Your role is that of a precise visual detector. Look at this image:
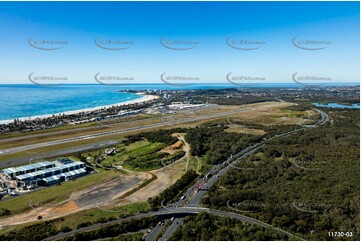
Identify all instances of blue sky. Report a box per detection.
[0,1,359,84]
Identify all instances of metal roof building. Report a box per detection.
[41,168,87,186]
[2,161,55,179]
[42,175,62,186]
[62,168,87,179]
[15,162,85,182]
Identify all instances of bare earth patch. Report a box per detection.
[118,167,181,205]
[160,140,184,155]
[225,126,266,135]
[0,173,148,229]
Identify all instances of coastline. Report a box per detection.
[0,94,160,125]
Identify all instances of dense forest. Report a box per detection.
[64,216,157,241]
[184,125,262,164]
[0,220,58,241]
[170,212,288,241]
[201,109,359,240]
[126,129,184,145]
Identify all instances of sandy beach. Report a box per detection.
[0,94,160,125]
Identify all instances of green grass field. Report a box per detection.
[84,139,191,172]
[119,142,166,163]
[54,201,150,230]
[85,140,166,168]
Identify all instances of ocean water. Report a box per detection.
[0,83,359,121]
[312,102,360,109]
[0,85,143,121]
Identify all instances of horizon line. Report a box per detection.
[0,82,359,85]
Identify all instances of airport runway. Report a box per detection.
[0,140,122,169]
[0,103,285,156]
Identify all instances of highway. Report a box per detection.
[160,217,181,241]
[44,210,198,241]
[145,223,163,241]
